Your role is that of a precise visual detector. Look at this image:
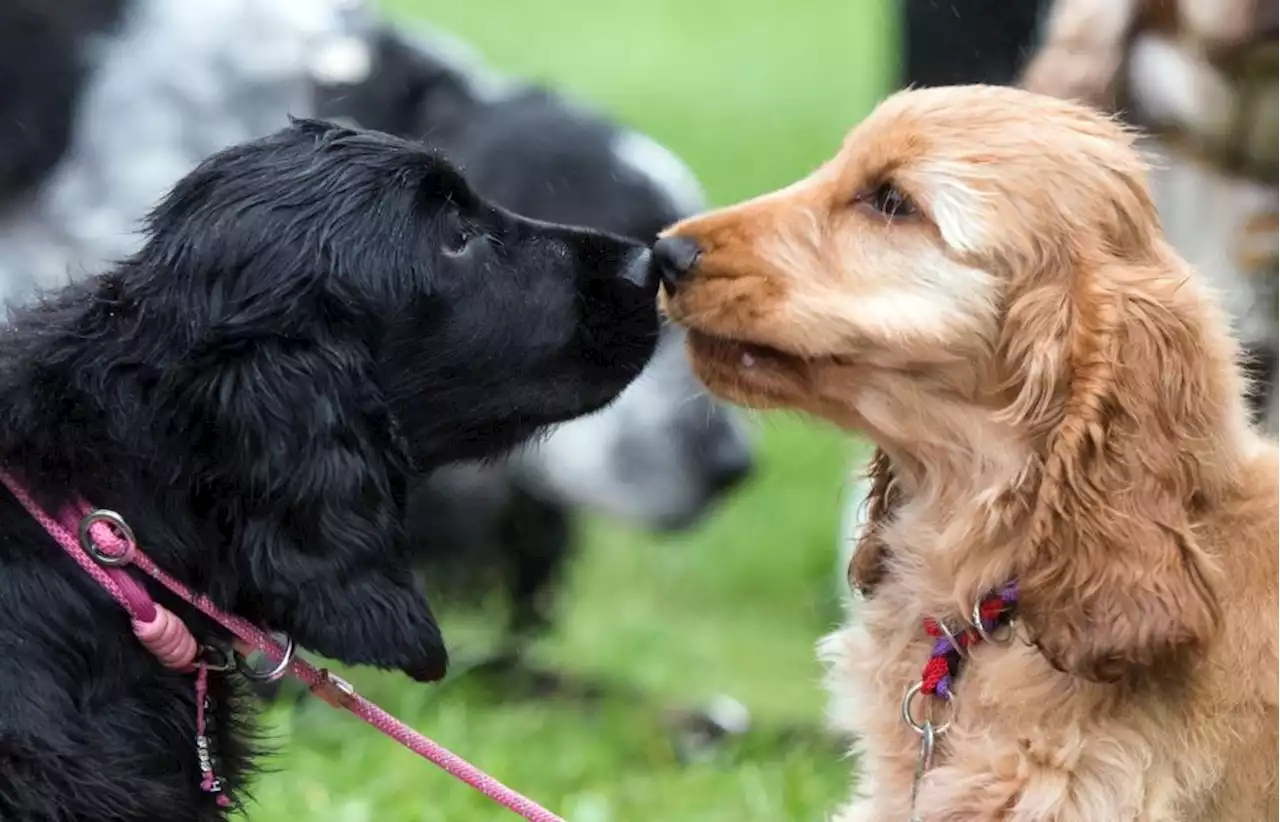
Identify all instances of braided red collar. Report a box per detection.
[919,581,1019,701]
[901,581,1018,820]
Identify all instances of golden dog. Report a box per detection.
[658,85,1278,821]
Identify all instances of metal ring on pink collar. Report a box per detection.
[900,681,954,736]
[78,509,136,567]
[235,633,296,682]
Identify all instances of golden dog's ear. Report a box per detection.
[847,449,900,596]
[1006,261,1225,684]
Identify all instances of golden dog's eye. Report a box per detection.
[855,183,916,220]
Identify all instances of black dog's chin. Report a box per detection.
[403,658,448,683]
[573,260,662,400]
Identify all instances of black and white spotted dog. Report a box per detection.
[0,0,378,303]
[0,0,752,665]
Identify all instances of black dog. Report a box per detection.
[0,119,659,821]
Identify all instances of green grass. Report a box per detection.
[248,2,894,819]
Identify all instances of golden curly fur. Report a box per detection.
[661,85,1279,820]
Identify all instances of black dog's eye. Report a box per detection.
[442,211,475,256]
[855,183,917,220]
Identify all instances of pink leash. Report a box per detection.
[0,468,565,822]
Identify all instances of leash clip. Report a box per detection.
[907,718,936,822]
[312,669,357,709]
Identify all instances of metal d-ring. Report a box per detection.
[78,509,136,567]
[900,681,955,736]
[235,633,296,682]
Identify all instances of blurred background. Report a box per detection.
[264,2,887,818]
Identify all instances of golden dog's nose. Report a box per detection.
[652,235,702,295]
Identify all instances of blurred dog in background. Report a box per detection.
[1022,0,1278,433]
[0,0,378,304]
[0,0,752,690]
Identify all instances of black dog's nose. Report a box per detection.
[652,236,703,293]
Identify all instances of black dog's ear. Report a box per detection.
[162,335,447,682]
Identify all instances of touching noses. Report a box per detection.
[651,235,702,294]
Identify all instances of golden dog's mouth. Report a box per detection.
[683,329,828,408]
[686,329,809,371]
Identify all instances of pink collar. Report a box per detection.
[0,467,564,822]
